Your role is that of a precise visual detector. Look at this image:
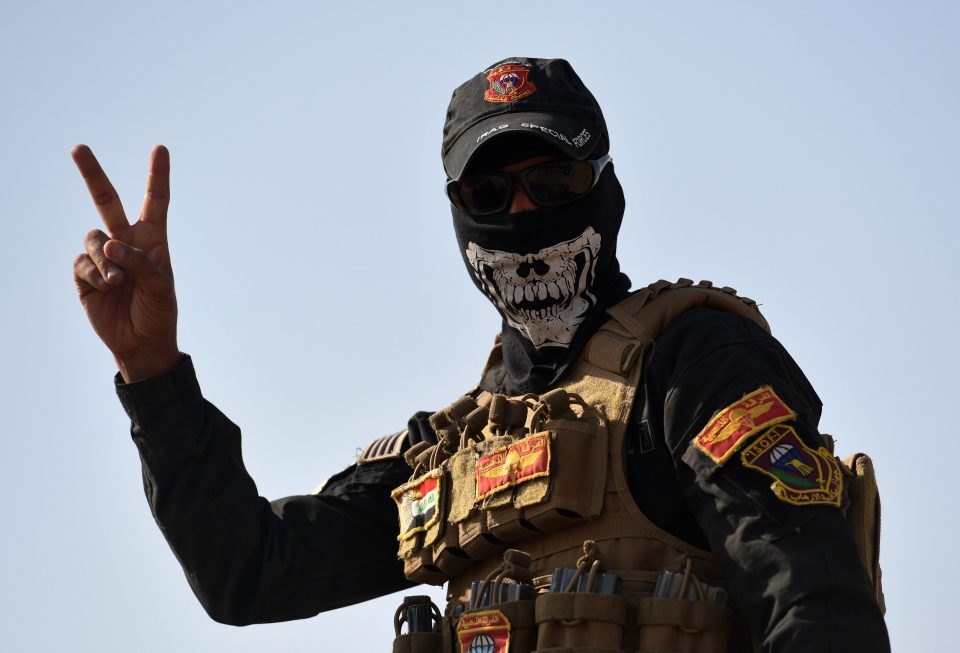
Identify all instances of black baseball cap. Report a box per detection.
[441,57,609,181]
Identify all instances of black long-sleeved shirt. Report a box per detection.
[116,306,889,651]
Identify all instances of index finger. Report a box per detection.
[71,145,130,234]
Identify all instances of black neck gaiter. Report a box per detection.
[452,167,631,394]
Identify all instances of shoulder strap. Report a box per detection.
[584,279,769,376]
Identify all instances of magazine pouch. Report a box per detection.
[392,595,443,653]
[634,561,731,653]
[534,541,627,653]
[457,549,538,653]
[522,389,608,532]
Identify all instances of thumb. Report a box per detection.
[103,240,170,291]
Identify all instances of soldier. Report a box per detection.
[72,57,889,652]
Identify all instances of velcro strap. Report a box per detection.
[358,430,408,464]
[635,598,730,633]
[584,331,644,375]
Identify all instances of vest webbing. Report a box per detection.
[444,279,768,651]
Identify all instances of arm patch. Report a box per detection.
[693,385,796,464]
[740,424,843,507]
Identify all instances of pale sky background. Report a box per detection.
[1,1,957,651]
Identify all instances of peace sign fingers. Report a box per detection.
[71,144,130,235]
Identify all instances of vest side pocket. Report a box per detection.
[535,591,627,652]
[458,513,506,559]
[403,546,447,586]
[432,525,473,577]
[523,417,608,532]
[634,597,731,653]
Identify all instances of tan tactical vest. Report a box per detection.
[388,279,881,653]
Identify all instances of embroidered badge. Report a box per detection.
[741,424,843,507]
[484,63,537,103]
[694,386,796,464]
[392,468,443,541]
[457,609,511,653]
[476,432,551,501]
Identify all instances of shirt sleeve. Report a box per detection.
[648,309,890,653]
[115,355,415,625]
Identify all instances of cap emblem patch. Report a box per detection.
[484,64,537,103]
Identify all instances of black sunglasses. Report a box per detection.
[446,154,612,216]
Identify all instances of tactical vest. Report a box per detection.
[389,279,768,653]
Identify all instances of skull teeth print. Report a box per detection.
[465,227,603,348]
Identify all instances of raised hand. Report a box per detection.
[72,145,180,382]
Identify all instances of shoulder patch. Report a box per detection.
[741,424,843,507]
[694,386,795,464]
[357,430,408,464]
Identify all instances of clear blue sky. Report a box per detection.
[1,1,957,650]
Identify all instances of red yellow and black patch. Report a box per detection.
[740,424,843,507]
[484,63,537,103]
[694,386,796,464]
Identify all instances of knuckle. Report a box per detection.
[73,255,98,282]
[92,190,117,207]
[83,229,106,247]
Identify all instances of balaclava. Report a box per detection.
[442,58,631,394]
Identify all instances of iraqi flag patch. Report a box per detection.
[694,386,796,465]
[392,469,443,541]
[475,432,551,502]
[741,424,843,507]
[457,609,511,653]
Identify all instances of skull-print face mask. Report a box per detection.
[464,226,602,348]
[451,163,631,393]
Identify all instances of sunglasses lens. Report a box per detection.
[453,174,511,215]
[525,161,595,205]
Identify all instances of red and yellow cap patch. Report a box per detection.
[457,609,511,653]
[741,424,843,507]
[484,64,537,103]
[694,386,796,464]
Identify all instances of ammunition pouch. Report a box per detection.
[392,596,443,653]
[633,598,731,653]
[397,390,609,586]
[535,592,628,652]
